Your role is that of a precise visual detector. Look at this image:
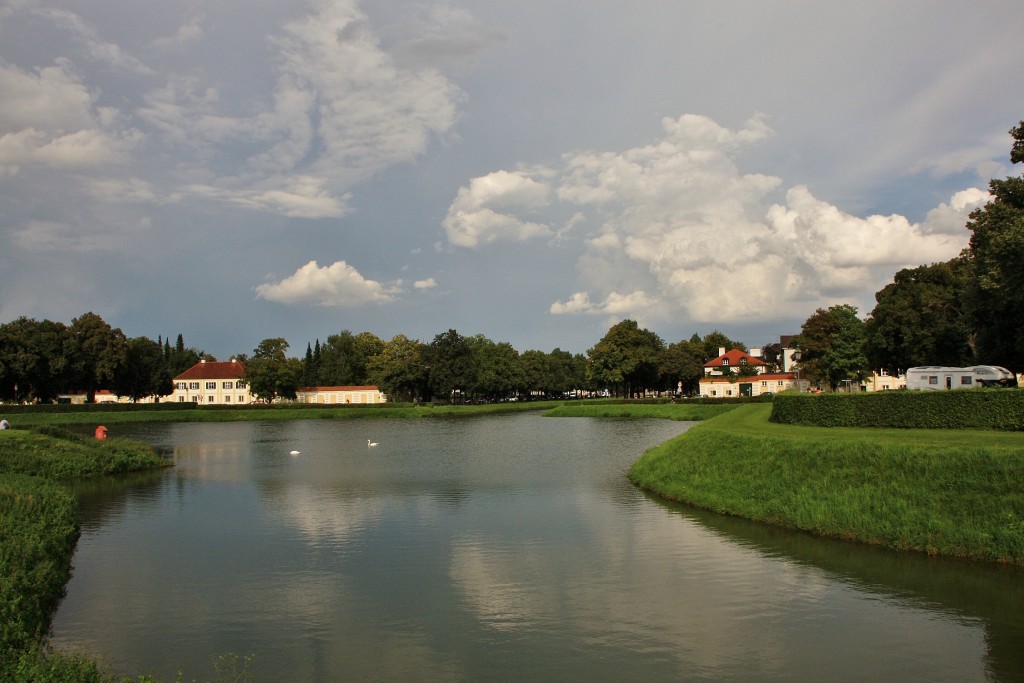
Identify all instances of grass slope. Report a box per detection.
[0,429,169,681]
[629,404,1024,565]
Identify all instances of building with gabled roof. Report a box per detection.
[295,386,387,404]
[170,358,251,405]
[703,348,768,376]
[698,373,806,398]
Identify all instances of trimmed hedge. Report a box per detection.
[770,389,1024,430]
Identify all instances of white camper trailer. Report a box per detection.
[905,365,1015,391]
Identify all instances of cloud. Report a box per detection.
[255,260,398,307]
[451,114,982,325]
[443,170,552,247]
[151,14,205,52]
[0,59,141,175]
[550,290,656,316]
[133,0,464,219]
[33,8,154,74]
[414,278,437,289]
[384,4,506,74]
[187,177,350,219]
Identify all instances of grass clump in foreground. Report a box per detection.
[0,428,170,682]
[629,404,1024,565]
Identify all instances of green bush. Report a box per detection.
[770,390,1024,430]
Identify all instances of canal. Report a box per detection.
[51,414,1024,681]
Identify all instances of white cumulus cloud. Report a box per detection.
[255,260,398,307]
[450,114,982,325]
[443,170,552,247]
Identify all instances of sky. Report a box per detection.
[1,0,1022,360]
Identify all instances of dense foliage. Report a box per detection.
[770,390,1024,430]
[792,304,868,390]
[864,259,975,372]
[964,121,1024,369]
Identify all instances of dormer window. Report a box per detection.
[722,358,729,366]
[740,358,748,366]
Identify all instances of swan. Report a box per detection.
[367,439,379,447]
[289,450,300,456]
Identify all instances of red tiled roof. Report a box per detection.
[297,386,380,392]
[174,360,245,381]
[704,349,767,368]
[700,373,795,384]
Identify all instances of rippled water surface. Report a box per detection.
[51,415,1024,681]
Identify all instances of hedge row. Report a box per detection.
[770,389,1024,430]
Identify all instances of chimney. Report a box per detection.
[718,347,726,357]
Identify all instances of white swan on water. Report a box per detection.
[367,439,379,447]
[289,450,300,456]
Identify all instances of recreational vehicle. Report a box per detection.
[905,365,1015,391]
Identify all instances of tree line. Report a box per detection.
[2,121,1021,402]
[795,121,1024,390]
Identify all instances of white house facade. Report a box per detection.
[170,359,251,405]
[295,386,387,404]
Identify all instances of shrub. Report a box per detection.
[770,390,1024,430]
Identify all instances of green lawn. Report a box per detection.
[629,404,1024,565]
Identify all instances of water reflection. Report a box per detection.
[651,494,1024,681]
[51,416,1023,682]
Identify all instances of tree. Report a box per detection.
[115,336,173,402]
[242,338,302,402]
[658,338,705,396]
[366,334,430,402]
[587,320,664,397]
[795,305,868,391]
[467,336,523,401]
[0,317,75,403]
[165,333,203,377]
[317,331,384,386]
[547,349,587,397]
[865,258,974,372]
[70,312,128,403]
[964,121,1024,369]
[700,330,746,362]
[760,342,784,374]
[426,329,476,403]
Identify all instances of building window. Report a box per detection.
[722,359,730,366]
[206,382,216,390]
[961,376,973,385]
[189,382,200,390]
[224,395,231,403]
[178,396,185,402]
[928,376,938,385]
[740,358,748,366]
[222,381,233,389]
[207,396,214,403]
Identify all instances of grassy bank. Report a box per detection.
[629,404,1024,565]
[543,402,739,421]
[0,429,169,681]
[4,399,583,428]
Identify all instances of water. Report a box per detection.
[51,414,1024,681]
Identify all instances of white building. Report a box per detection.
[169,359,251,405]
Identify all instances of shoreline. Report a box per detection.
[628,404,1024,567]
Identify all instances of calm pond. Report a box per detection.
[51,414,1024,682]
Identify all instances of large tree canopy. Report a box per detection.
[243,338,302,402]
[965,121,1024,369]
[795,304,868,391]
[865,258,975,372]
[587,320,664,397]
